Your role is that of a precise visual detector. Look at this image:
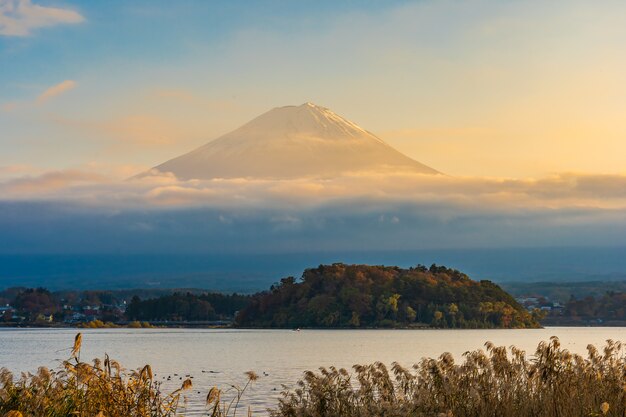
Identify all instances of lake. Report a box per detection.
[1,327,624,415]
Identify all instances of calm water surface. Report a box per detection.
[1,327,624,415]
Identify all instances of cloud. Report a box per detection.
[37,80,77,104]
[1,80,77,111]
[2,169,106,195]
[2,170,626,254]
[82,162,153,180]
[3,168,626,213]
[0,0,84,37]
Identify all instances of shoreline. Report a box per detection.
[2,323,624,330]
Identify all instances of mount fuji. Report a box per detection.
[148,103,438,180]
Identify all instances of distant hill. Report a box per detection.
[502,281,626,303]
[143,102,438,180]
[236,263,540,329]
[2,248,626,292]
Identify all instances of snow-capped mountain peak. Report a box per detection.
[148,103,438,180]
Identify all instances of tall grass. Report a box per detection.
[2,335,626,416]
[271,337,625,417]
[0,333,186,416]
[0,333,255,417]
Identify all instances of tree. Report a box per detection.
[405,306,417,323]
[448,303,459,315]
[126,296,142,320]
[388,294,401,316]
[349,311,361,327]
[433,310,444,326]
[13,288,60,321]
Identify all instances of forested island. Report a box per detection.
[236,263,540,328]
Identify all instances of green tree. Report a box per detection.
[349,311,361,327]
[388,294,401,316]
[405,306,417,322]
[432,310,444,326]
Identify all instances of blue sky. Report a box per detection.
[4,0,626,177]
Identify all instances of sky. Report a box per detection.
[2,0,626,178]
[1,0,626,262]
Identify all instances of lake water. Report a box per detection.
[1,327,624,415]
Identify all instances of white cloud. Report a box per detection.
[2,169,106,195]
[37,80,77,103]
[2,170,626,251]
[1,79,77,112]
[3,169,626,215]
[0,0,84,37]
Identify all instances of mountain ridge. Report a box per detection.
[146,103,439,180]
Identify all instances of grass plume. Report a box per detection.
[271,337,626,417]
[3,335,626,416]
[0,333,254,417]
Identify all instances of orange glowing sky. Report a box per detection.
[2,0,626,180]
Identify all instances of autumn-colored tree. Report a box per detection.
[236,263,537,329]
[13,288,60,321]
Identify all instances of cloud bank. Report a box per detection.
[3,169,626,210]
[1,170,625,254]
[0,0,83,36]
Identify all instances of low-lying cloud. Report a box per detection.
[2,169,107,195]
[2,170,626,210]
[1,170,626,253]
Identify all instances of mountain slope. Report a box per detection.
[150,103,438,180]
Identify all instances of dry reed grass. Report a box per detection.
[271,337,626,417]
[3,335,625,416]
[0,333,254,417]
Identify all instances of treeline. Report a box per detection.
[0,287,249,324]
[0,287,132,324]
[3,288,65,322]
[560,291,626,323]
[236,263,540,328]
[0,287,213,311]
[126,292,250,321]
